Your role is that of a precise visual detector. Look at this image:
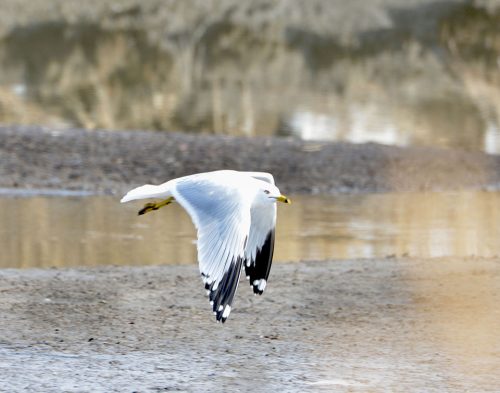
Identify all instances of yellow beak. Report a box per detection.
[276,195,291,204]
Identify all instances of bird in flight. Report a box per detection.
[121,170,290,322]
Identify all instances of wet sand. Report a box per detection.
[1,258,499,391]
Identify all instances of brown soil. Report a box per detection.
[2,125,500,196]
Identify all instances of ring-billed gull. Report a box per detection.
[120,170,290,322]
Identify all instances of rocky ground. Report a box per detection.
[2,125,500,196]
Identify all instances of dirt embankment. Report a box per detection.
[1,125,500,195]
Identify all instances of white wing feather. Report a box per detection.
[246,203,276,262]
[244,172,275,185]
[172,172,252,322]
[244,202,276,294]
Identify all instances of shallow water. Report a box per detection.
[1,190,499,268]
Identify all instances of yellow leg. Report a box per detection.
[138,197,175,215]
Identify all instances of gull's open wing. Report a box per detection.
[244,172,275,185]
[172,175,251,322]
[244,200,276,294]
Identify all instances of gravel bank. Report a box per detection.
[2,125,500,195]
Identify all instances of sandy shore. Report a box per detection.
[1,258,499,391]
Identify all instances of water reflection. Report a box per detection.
[1,191,499,268]
[0,10,500,151]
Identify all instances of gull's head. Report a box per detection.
[258,183,291,205]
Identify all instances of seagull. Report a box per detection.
[120,170,291,322]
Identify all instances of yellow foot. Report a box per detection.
[138,197,174,215]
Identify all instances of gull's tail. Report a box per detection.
[120,182,172,203]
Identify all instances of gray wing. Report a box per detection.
[244,201,276,294]
[244,172,275,185]
[172,177,251,322]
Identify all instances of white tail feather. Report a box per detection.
[120,183,172,203]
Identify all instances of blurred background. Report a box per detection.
[1,0,500,151]
[2,0,500,267]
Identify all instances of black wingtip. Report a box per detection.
[245,230,275,295]
[213,306,229,323]
[249,281,264,295]
[249,283,265,295]
[204,257,242,323]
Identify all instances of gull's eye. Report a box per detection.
[263,190,270,194]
